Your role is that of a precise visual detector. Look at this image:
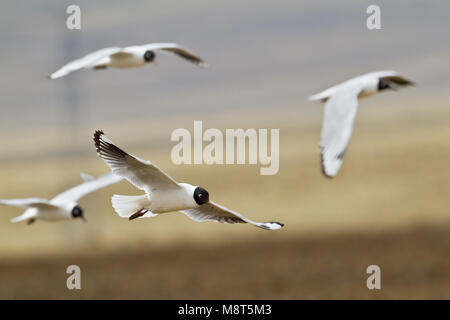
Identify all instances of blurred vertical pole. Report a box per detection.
[59,16,83,249]
[57,4,102,251]
[63,34,81,138]
[62,31,82,136]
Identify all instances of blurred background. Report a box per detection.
[0,0,450,299]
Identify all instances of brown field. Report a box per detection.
[1,226,450,299]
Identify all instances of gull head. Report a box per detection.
[193,186,209,205]
[143,50,155,63]
[71,205,86,222]
[378,78,396,91]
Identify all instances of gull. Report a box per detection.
[0,172,122,224]
[93,130,284,231]
[309,70,414,178]
[49,42,207,79]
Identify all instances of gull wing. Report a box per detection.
[94,130,181,193]
[52,172,123,202]
[49,47,122,79]
[181,201,284,231]
[0,198,57,210]
[320,84,363,177]
[140,43,207,67]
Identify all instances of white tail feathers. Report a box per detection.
[111,194,155,218]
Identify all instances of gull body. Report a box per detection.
[49,43,207,79]
[94,130,284,230]
[309,70,414,178]
[14,200,77,223]
[95,51,147,69]
[115,183,198,215]
[0,172,122,224]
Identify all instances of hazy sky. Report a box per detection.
[0,0,449,157]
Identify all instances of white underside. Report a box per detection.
[111,184,198,219]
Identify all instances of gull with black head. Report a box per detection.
[93,130,284,231]
[309,70,414,178]
[0,172,122,224]
[49,42,207,79]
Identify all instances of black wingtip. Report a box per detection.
[93,130,104,151]
[93,130,106,156]
[320,151,338,179]
[129,209,149,220]
[400,79,416,88]
[266,222,284,227]
[93,130,128,162]
[94,129,104,138]
[260,221,285,230]
[320,153,332,179]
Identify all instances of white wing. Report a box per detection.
[94,130,181,193]
[49,47,122,79]
[181,201,284,231]
[320,84,363,178]
[52,172,123,202]
[139,43,207,67]
[309,71,401,102]
[0,198,57,210]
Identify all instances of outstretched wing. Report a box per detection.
[181,201,284,231]
[320,84,362,178]
[52,172,123,202]
[94,130,181,193]
[0,198,57,210]
[48,47,122,79]
[140,43,207,67]
[380,75,415,88]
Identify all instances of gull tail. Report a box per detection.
[111,195,156,220]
